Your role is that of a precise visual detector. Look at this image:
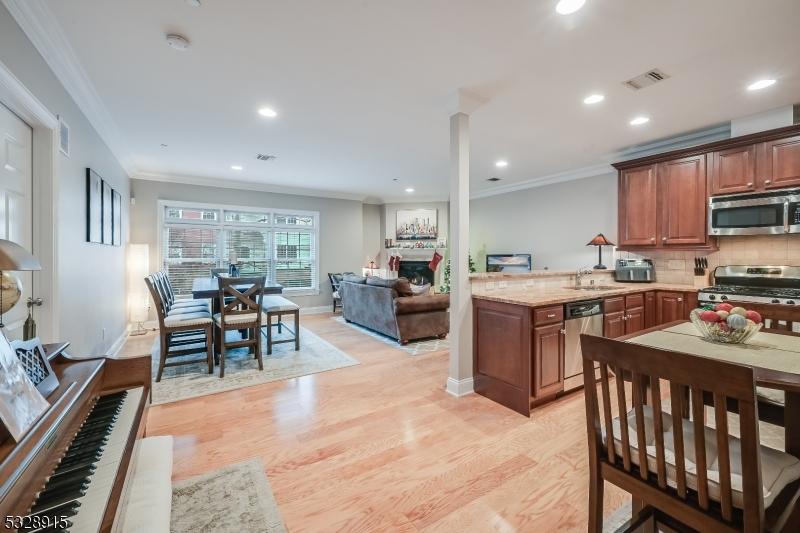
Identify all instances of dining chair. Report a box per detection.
[210,267,228,278]
[213,275,266,378]
[145,275,213,382]
[328,273,343,312]
[580,333,800,533]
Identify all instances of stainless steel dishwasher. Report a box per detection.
[563,299,603,391]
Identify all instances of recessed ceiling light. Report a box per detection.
[583,94,605,105]
[556,0,586,15]
[405,187,415,193]
[165,34,190,51]
[258,107,278,118]
[495,160,509,168]
[230,165,243,171]
[747,79,776,91]
[160,143,168,147]
[629,116,650,126]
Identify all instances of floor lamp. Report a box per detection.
[128,244,150,336]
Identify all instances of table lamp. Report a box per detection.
[586,233,615,270]
[0,239,42,330]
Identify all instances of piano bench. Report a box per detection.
[118,436,173,533]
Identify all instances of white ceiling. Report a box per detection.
[13,0,800,202]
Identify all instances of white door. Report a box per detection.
[0,102,33,340]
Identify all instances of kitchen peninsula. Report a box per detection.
[471,270,698,416]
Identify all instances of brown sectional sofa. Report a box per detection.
[339,275,450,344]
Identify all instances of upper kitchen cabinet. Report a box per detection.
[659,155,708,246]
[764,134,800,189]
[710,144,757,195]
[616,156,713,251]
[618,165,658,247]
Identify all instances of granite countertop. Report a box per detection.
[472,282,698,307]
[469,269,613,280]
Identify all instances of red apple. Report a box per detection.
[700,310,721,323]
[714,303,733,313]
[745,310,762,324]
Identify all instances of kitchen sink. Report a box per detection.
[564,285,618,291]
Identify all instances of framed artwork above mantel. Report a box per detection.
[396,208,438,241]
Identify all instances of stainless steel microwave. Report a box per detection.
[709,188,800,236]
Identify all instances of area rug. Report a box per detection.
[172,459,286,533]
[331,315,450,356]
[151,326,358,405]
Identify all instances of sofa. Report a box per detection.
[339,275,450,344]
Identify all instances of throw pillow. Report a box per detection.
[410,283,431,297]
[393,277,415,297]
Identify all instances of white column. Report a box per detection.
[446,111,473,396]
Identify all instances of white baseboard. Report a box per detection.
[446,377,475,397]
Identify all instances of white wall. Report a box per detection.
[470,174,617,272]
[0,4,129,356]
[130,178,365,311]
[362,203,382,264]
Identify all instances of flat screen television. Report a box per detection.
[486,254,532,273]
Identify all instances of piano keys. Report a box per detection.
[0,343,152,533]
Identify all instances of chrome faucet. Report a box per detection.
[575,267,594,288]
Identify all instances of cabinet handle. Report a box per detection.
[560,329,566,335]
[622,315,627,321]
[765,179,772,185]
[650,237,655,242]
[747,182,753,187]
[662,237,667,241]
[547,313,556,318]
[678,298,683,302]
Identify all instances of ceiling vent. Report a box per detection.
[255,154,276,161]
[623,68,670,91]
[486,177,502,182]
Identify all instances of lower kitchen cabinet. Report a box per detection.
[604,295,646,338]
[532,322,564,400]
[656,291,687,324]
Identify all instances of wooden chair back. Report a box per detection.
[150,271,173,308]
[144,275,168,326]
[217,276,265,325]
[328,273,342,292]
[728,301,800,335]
[580,333,764,531]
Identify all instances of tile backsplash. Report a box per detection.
[621,235,800,286]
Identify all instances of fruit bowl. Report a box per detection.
[689,306,762,344]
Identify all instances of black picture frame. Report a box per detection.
[112,189,122,246]
[102,180,113,245]
[86,168,103,243]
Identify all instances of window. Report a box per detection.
[161,202,319,295]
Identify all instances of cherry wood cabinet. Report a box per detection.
[604,294,646,337]
[618,165,658,247]
[764,134,800,189]
[604,309,625,338]
[625,293,646,334]
[532,322,564,399]
[645,291,657,328]
[656,291,686,325]
[659,155,708,246]
[710,144,757,196]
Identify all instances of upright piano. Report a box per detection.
[0,343,151,533]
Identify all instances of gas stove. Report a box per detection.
[699,265,800,306]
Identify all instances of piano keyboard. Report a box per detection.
[21,387,144,533]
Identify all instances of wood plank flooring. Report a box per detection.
[120,313,627,531]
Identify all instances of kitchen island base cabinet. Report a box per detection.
[532,322,564,400]
[473,299,532,416]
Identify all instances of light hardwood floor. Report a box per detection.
[120,313,628,532]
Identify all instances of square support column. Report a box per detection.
[446,112,473,396]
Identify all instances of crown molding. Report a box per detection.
[133,171,371,202]
[0,58,57,129]
[470,162,613,200]
[3,0,137,175]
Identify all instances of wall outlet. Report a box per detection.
[498,281,508,289]
[486,281,496,290]
[525,279,535,286]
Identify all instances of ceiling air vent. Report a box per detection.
[487,177,502,182]
[256,154,276,161]
[623,68,670,91]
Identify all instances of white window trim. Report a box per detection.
[157,199,320,295]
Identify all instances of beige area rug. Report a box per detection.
[331,315,450,355]
[151,326,358,405]
[172,459,286,533]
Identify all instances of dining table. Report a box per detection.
[191,276,283,314]
[623,320,800,456]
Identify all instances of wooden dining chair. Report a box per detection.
[145,276,213,382]
[213,275,265,378]
[726,301,800,336]
[580,334,800,533]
